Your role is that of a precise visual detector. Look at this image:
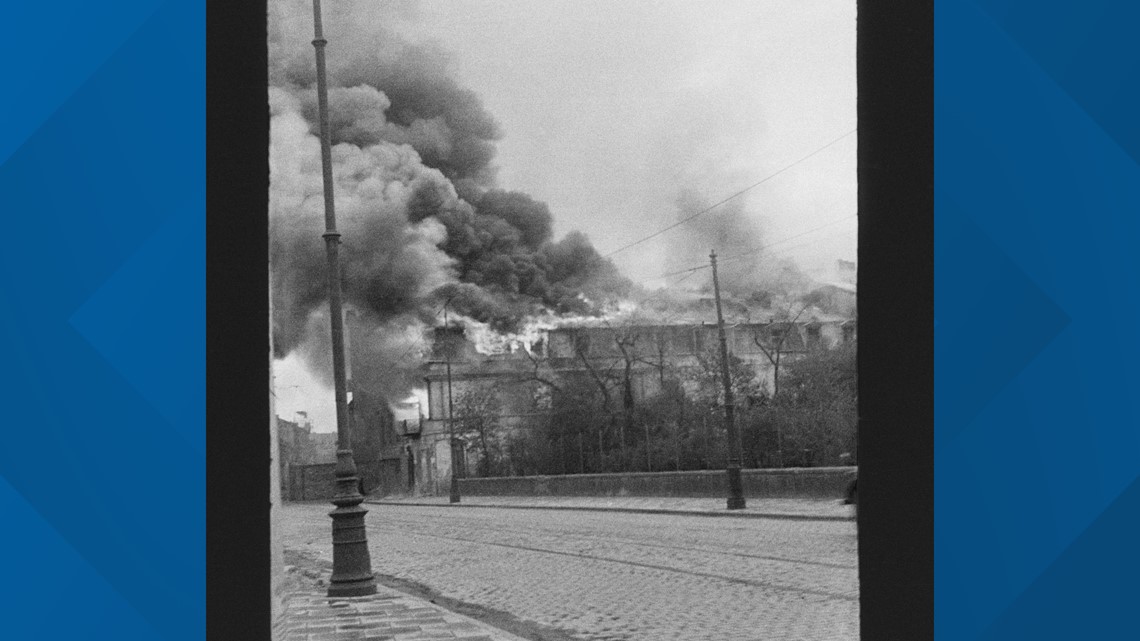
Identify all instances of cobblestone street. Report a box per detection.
[282,503,859,641]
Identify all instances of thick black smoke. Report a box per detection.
[271,0,502,187]
[270,85,455,358]
[269,0,632,399]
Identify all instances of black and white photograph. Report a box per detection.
[268,1,859,639]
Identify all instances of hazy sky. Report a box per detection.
[272,0,856,432]
[410,0,857,285]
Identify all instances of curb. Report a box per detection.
[281,588,534,641]
[364,499,855,522]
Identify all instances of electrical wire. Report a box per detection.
[603,128,856,259]
[654,212,857,279]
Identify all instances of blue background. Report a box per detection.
[1,0,1138,639]
[937,0,1140,638]
[0,1,204,639]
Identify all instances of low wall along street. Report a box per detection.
[456,467,857,500]
[285,458,403,501]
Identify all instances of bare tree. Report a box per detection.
[568,331,624,469]
[613,330,641,464]
[752,301,811,399]
[453,386,503,477]
[518,343,562,393]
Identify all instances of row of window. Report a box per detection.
[546,324,853,359]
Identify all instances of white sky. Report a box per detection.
[412,0,857,284]
[273,0,857,432]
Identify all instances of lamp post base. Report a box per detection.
[328,450,377,597]
[327,572,378,598]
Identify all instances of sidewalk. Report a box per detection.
[364,495,854,521]
[277,527,533,641]
[277,582,530,641]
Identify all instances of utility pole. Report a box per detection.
[312,0,377,597]
[443,299,461,503]
[710,251,746,510]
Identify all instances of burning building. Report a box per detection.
[267,0,857,491]
[269,0,637,483]
[409,296,856,491]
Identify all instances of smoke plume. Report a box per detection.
[269,0,632,401]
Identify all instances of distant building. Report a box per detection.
[278,415,317,465]
[347,388,406,494]
[415,312,856,492]
[311,432,338,463]
[418,332,549,491]
[803,283,857,318]
[281,309,422,499]
[277,415,316,499]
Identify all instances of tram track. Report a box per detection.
[373,508,857,571]
[369,513,857,602]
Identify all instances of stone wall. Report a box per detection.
[455,467,857,500]
[285,458,402,501]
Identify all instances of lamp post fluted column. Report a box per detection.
[312,0,377,597]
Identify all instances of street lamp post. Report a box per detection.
[311,0,376,597]
[444,299,461,503]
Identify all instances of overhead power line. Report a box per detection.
[603,128,857,259]
[656,212,858,278]
[716,213,858,265]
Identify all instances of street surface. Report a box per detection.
[281,503,859,641]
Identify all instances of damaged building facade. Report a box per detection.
[408,303,856,494]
